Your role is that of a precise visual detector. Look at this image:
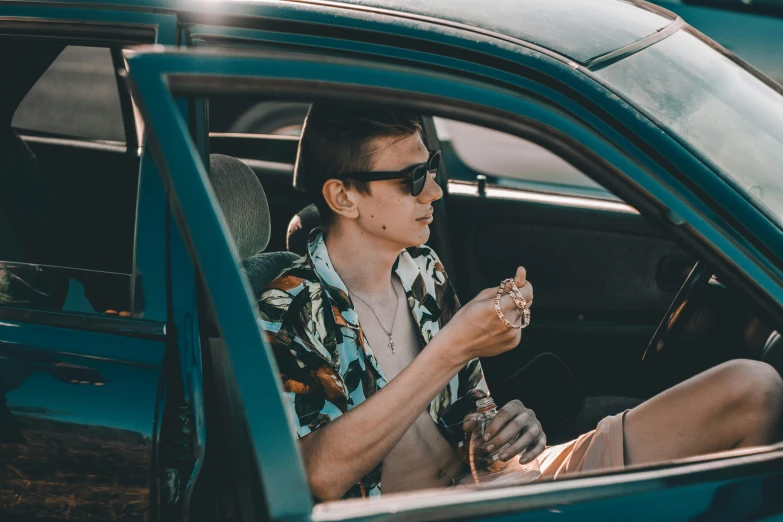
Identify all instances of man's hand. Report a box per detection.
[440,266,533,362]
[463,399,546,464]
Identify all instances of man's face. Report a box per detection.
[350,132,442,248]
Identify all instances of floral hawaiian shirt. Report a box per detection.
[258,229,486,499]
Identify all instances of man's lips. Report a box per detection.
[417,209,434,221]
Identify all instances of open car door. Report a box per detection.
[123,46,783,522]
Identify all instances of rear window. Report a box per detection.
[12,46,125,143]
[1,41,136,318]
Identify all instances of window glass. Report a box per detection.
[13,46,125,143]
[595,30,783,224]
[434,117,614,198]
[209,99,309,136]
[1,41,137,318]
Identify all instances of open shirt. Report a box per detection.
[258,229,486,498]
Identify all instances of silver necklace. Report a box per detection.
[345,280,400,354]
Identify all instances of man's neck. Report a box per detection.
[324,223,403,301]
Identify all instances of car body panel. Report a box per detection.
[330,0,675,63]
[0,316,165,520]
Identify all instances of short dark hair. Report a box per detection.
[294,103,423,228]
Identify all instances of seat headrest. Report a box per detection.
[208,154,271,259]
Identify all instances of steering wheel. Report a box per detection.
[642,262,713,389]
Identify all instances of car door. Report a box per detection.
[124,44,783,522]
[0,6,203,522]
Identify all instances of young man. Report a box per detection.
[258,104,783,501]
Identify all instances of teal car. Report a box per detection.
[2,0,783,521]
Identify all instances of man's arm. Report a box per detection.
[299,269,531,500]
[299,333,466,501]
[263,266,530,500]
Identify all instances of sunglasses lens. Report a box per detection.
[411,165,428,196]
[428,151,441,173]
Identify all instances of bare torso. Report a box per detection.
[351,276,466,494]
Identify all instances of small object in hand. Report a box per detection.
[493,278,531,330]
[468,396,541,486]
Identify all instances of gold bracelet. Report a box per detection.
[493,278,531,330]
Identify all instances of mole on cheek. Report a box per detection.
[382,225,387,230]
[371,215,374,218]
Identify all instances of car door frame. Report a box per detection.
[124,44,783,521]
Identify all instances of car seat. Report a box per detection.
[207,154,299,295]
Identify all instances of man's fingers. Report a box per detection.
[463,414,479,432]
[499,294,522,316]
[520,281,533,304]
[515,266,527,288]
[481,406,517,445]
[520,438,546,464]
[495,422,541,461]
[486,412,537,453]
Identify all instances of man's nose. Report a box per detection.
[420,174,443,203]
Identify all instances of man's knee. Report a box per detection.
[716,359,783,419]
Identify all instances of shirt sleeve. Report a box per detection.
[258,283,349,438]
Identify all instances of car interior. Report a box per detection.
[206,90,783,446]
[4,39,783,509]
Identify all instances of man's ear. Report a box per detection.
[322,179,360,220]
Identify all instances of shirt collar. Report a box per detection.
[306,228,425,331]
[306,228,361,329]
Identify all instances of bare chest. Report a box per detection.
[351,281,422,381]
[351,280,465,493]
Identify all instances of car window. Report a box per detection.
[433,117,616,199]
[209,99,309,136]
[1,40,136,317]
[12,46,125,143]
[595,29,783,225]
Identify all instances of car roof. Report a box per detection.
[36,0,678,64]
[323,0,676,63]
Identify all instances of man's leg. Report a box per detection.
[624,359,783,466]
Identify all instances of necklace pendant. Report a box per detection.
[388,336,395,354]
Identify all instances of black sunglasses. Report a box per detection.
[339,150,441,197]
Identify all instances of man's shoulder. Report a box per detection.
[258,259,323,322]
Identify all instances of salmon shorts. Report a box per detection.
[452,410,628,487]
